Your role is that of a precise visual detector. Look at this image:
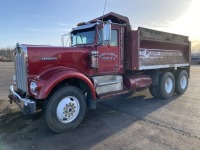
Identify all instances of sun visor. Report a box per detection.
[73,23,96,31]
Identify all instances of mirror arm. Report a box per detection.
[61,33,71,47]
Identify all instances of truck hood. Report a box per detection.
[26,45,92,77]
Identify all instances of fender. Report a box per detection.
[34,68,96,100]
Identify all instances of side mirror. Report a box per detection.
[103,20,111,43]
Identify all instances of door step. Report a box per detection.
[92,75,123,95]
[98,90,129,99]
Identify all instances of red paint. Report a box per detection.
[27,46,93,76]
[35,69,96,99]
[26,44,122,99]
[26,46,99,99]
[97,46,120,74]
[125,30,140,70]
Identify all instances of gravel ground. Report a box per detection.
[0,62,200,150]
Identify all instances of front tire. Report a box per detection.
[45,86,87,133]
[175,70,188,94]
[159,72,175,99]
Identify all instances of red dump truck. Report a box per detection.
[8,12,191,133]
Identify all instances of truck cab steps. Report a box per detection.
[98,90,129,99]
[92,75,123,95]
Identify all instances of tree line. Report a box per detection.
[0,48,14,61]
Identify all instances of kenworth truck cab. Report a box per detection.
[8,12,191,133]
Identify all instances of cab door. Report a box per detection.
[97,29,120,74]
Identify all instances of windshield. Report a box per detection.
[71,27,95,46]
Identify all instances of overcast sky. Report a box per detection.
[0,0,199,48]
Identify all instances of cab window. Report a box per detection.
[98,28,118,46]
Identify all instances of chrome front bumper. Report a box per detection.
[9,85,36,114]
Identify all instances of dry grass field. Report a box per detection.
[0,62,200,150]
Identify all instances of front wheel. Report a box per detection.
[45,86,87,133]
[159,72,175,99]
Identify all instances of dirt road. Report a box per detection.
[0,62,200,150]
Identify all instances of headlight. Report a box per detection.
[30,81,37,95]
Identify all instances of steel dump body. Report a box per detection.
[126,27,191,71]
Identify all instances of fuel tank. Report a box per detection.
[124,74,152,91]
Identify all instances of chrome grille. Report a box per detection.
[14,46,28,94]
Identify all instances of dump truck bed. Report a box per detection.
[126,27,191,71]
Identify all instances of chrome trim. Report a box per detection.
[92,75,123,95]
[139,63,190,70]
[97,81,118,86]
[9,85,36,114]
[14,44,29,95]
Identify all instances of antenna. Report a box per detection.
[102,0,107,22]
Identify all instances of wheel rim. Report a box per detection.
[56,96,80,123]
[165,78,173,93]
[180,75,187,89]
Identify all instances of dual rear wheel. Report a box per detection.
[149,70,188,99]
[175,70,189,94]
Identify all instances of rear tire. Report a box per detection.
[159,72,175,99]
[175,70,188,94]
[45,86,87,133]
[149,86,161,98]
